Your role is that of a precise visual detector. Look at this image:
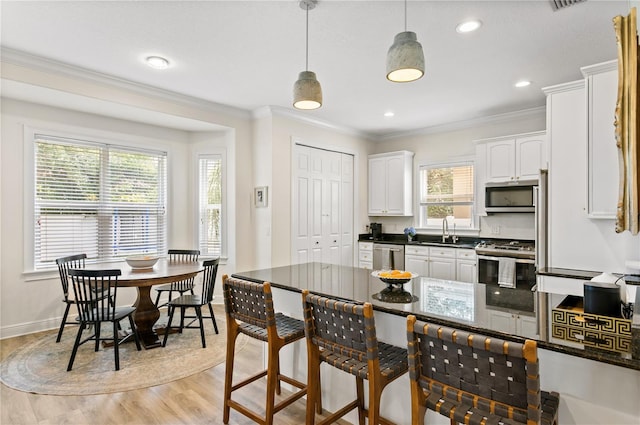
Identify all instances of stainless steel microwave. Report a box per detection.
[485,180,537,213]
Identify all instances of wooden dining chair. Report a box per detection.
[162,258,219,348]
[55,254,87,342]
[154,249,200,308]
[302,289,409,425]
[406,315,560,425]
[55,253,114,343]
[67,268,141,371]
[222,275,309,425]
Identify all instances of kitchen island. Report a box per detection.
[232,262,640,425]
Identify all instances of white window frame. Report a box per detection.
[23,124,169,273]
[417,160,476,230]
[197,153,226,259]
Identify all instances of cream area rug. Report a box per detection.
[0,309,247,396]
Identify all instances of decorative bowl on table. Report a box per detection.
[371,270,418,285]
[125,255,159,269]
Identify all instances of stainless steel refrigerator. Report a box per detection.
[534,169,549,339]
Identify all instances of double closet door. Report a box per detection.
[292,144,354,267]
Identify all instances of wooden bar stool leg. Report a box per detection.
[367,375,382,425]
[223,321,239,424]
[265,344,281,425]
[305,346,321,425]
[315,363,322,414]
[356,377,366,425]
[410,380,427,425]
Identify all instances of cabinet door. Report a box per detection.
[428,257,456,280]
[405,255,429,276]
[368,157,387,214]
[516,136,546,180]
[456,260,477,283]
[487,309,516,334]
[486,140,516,182]
[586,66,618,218]
[385,155,406,214]
[517,315,539,339]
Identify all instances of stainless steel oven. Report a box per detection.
[476,241,536,313]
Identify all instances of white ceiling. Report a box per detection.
[0,0,633,138]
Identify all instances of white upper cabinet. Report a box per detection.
[484,132,547,183]
[582,61,618,219]
[485,139,516,182]
[368,151,414,216]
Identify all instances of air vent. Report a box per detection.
[550,0,586,11]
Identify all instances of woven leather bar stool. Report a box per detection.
[406,315,560,425]
[302,289,409,425]
[222,275,310,425]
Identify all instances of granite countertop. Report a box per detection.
[358,233,485,249]
[232,262,640,371]
[538,267,640,285]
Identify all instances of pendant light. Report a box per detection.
[386,0,424,83]
[293,0,322,110]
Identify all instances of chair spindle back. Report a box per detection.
[68,269,121,323]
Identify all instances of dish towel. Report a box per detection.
[498,258,516,288]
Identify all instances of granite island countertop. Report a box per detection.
[232,262,639,371]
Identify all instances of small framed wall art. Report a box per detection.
[255,186,268,208]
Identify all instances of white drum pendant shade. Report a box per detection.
[293,70,322,110]
[386,31,425,83]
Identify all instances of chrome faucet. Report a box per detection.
[442,217,450,243]
[451,223,459,244]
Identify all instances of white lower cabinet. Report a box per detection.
[405,245,430,276]
[456,249,477,283]
[358,242,373,270]
[428,247,456,280]
[405,246,476,283]
[487,309,538,339]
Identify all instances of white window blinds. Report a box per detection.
[198,155,222,257]
[34,135,167,269]
[419,163,474,228]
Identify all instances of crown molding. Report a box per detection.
[1,47,251,120]
[376,106,546,141]
[259,105,373,140]
[542,79,585,95]
[581,59,617,77]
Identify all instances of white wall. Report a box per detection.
[267,112,372,268]
[248,111,370,267]
[366,109,546,238]
[252,111,273,269]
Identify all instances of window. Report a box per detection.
[34,134,167,269]
[198,155,222,257]
[418,162,474,228]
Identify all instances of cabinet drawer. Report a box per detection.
[456,249,477,260]
[359,251,373,262]
[359,242,373,252]
[405,245,429,256]
[359,261,373,270]
[428,247,456,258]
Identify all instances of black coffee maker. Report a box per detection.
[370,223,382,240]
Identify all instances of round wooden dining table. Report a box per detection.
[86,258,204,349]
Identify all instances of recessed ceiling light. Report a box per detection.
[146,56,170,70]
[384,111,395,117]
[456,20,482,34]
[515,80,531,88]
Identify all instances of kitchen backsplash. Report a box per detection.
[478,213,535,240]
[367,213,535,240]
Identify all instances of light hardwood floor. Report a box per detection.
[1,328,350,425]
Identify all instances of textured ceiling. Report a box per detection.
[0,1,633,137]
